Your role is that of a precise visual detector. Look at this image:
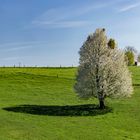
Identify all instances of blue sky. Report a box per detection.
[0,0,140,66]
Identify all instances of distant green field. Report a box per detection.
[0,67,140,140]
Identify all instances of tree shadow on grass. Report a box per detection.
[3,104,112,116]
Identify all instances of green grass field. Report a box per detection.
[0,67,140,140]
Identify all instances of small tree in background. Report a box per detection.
[74,28,133,109]
[125,46,136,66]
[108,38,116,49]
[138,54,140,62]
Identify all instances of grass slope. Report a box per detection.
[0,67,140,140]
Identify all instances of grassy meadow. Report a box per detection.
[0,67,140,140]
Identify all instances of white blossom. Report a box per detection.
[74,28,133,108]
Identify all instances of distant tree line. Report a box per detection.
[107,39,139,66]
[124,46,140,66]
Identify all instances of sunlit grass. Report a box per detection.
[0,67,139,140]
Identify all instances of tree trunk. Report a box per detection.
[99,99,105,109]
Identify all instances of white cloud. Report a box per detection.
[31,3,108,29]
[0,41,48,52]
[32,20,91,28]
[118,2,140,12]
[4,46,32,51]
[1,56,20,61]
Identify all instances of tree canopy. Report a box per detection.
[138,54,140,62]
[124,46,136,66]
[108,38,116,49]
[74,28,133,109]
